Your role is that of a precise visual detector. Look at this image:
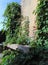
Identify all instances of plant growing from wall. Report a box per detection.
[35,0,48,47]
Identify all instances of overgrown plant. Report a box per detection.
[3,2,30,45]
[3,2,21,44]
[1,47,48,65]
[1,0,48,65]
[35,0,48,47]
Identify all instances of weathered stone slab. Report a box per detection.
[6,44,31,53]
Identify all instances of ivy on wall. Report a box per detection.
[0,1,48,65]
[36,0,48,47]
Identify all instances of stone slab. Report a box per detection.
[6,44,31,53]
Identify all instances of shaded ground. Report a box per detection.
[0,53,3,63]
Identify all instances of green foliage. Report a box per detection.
[4,2,21,19]
[1,46,48,65]
[3,2,21,44]
[0,30,6,43]
[1,0,48,65]
[3,2,30,45]
[15,19,30,45]
[35,0,48,47]
[16,34,30,45]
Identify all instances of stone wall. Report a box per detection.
[21,0,38,38]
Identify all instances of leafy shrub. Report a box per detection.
[16,33,30,45]
[35,0,48,47]
[3,2,21,45]
[3,2,30,45]
[1,46,48,65]
[1,0,48,65]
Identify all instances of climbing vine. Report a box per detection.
[36,0,48,47]
[3,2,21,44]
[0,1,48,65]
